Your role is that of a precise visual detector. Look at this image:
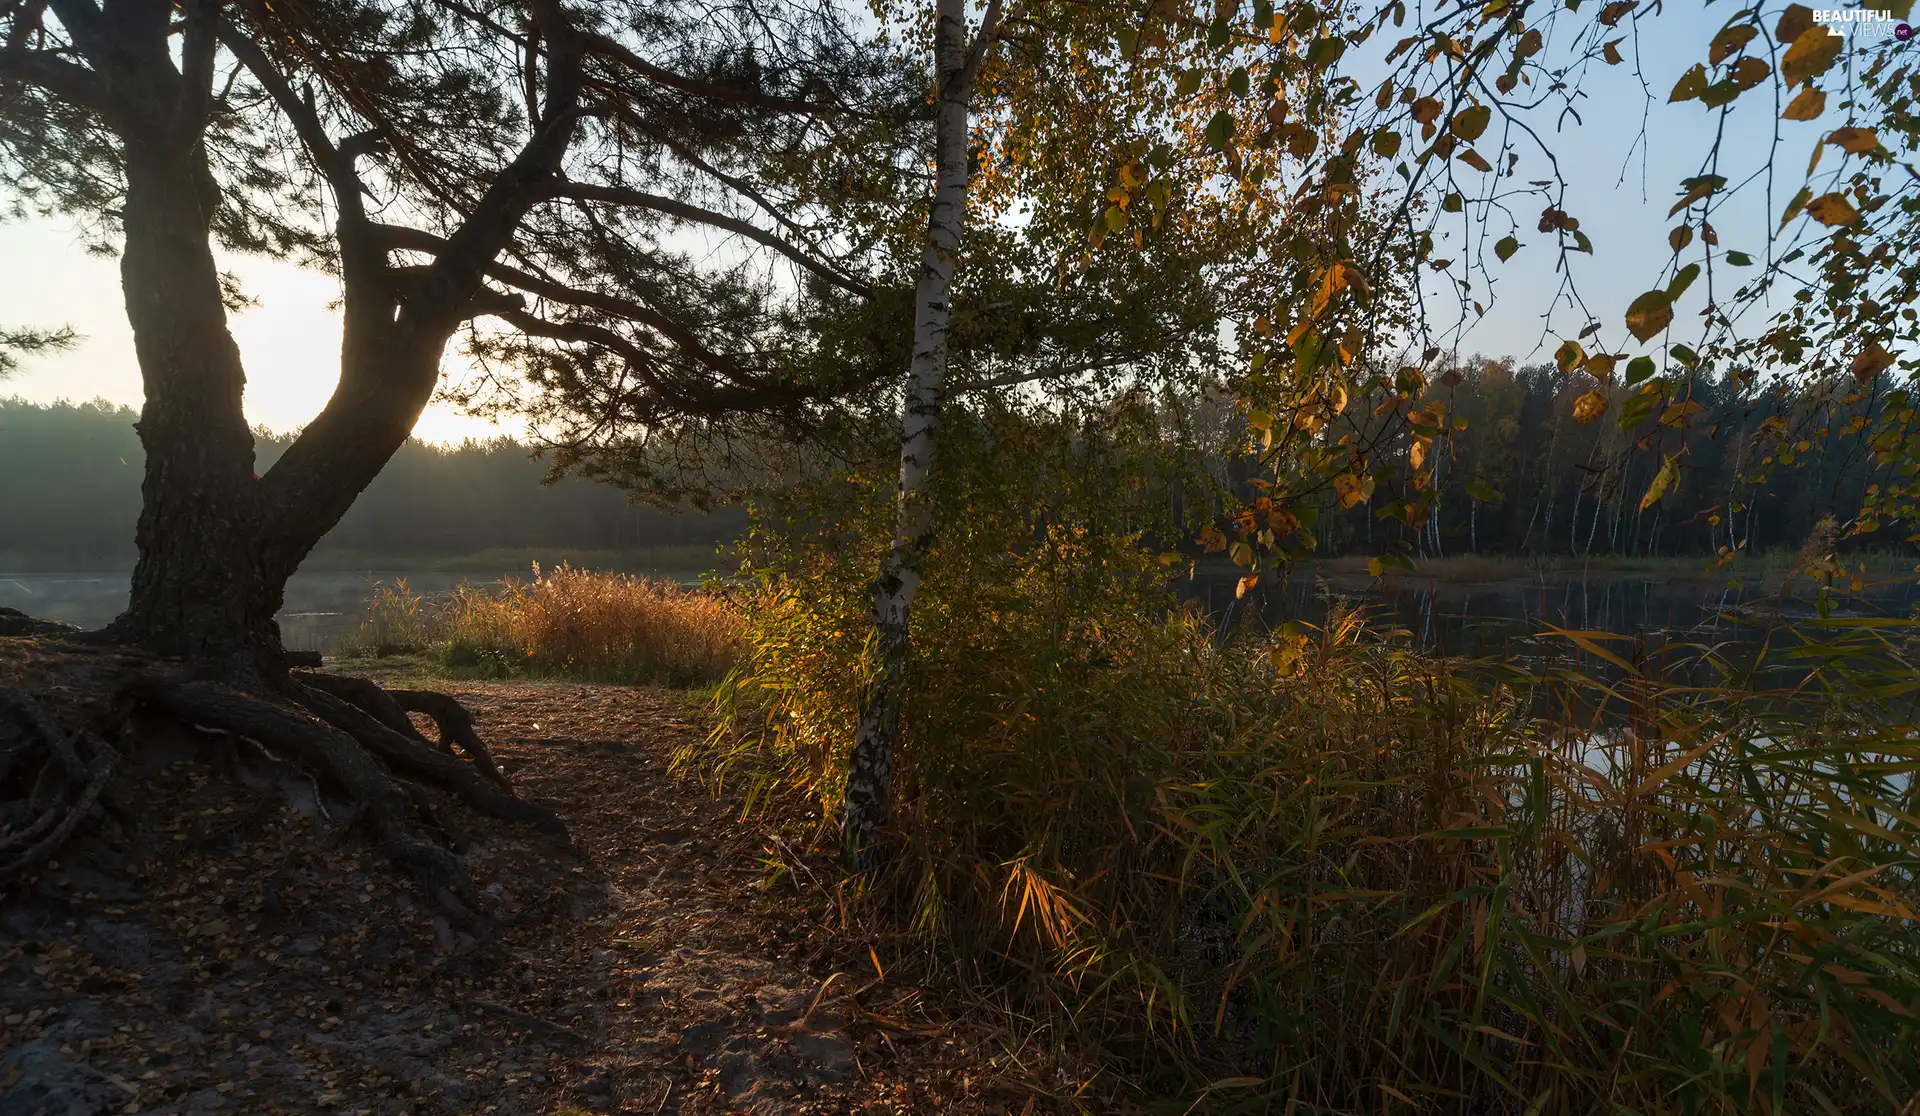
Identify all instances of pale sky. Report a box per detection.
[0,6,1877,443]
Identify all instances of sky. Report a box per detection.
[0,4,1885,443]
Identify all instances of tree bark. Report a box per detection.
[94,1,582,673]
[841,0,992,868]
[110,113,274,670]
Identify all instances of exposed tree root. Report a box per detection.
[134,678,500,930]
[0,688,129,880]
[286,683,564,837]
[292,670,433,746]
[1,638,572,939]
[388,688,515,791]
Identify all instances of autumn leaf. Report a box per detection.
[1333,473,1376,508]
[1776,3,1815,45]
[1853,341,1895,381]
[1709,24,1757,64]
[1372,129,1402,157]
[1602,38,1624,65]
[1668,225,1692,253]
[1573,389,1608,425]
[1805,192,1860,226]
[1410,96,1442,124]
[1781,27,1843,88]
[1451,104,1491,141]
[1639,454,1678,512]
[1624,289,1673,341]
[1727,60,1769,99]
[1584,353,1617,383]
[1782,87,1825,120]
[1827,127,1879,154]
[1197,526,1229,552]
[1598,0,1635,27]
[1555,339,1585,374]
[1458,148,1493,172]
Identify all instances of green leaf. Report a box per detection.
[1228,66,1250,98]
[1666,262,1700,301]
[1670,343,1698,367]
[1624,289,1673,341]
[1724,250,1754,266]
[1306,36,1347,66]
[1209,16,1232,49]
[1103,205,1128,232]
[1625,356,1656,386]
[1495,236,1519,261]
[1780,186,1812,228]
[1699,79,1739,108]
[1465,479,1502,502]
[1176,69,1204,98]
[1205,110,1236,150]
[1669,63,1709,103]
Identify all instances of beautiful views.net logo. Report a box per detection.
[1811,7,1914,40]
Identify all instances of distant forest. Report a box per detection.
[0,399,744,571]
[3,367,1901,574]
[1284,358,1898,563]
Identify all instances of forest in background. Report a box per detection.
[7,353,1895,577]
[1299,355,1895,562]
[0,398,743,571]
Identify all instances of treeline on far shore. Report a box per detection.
[0,398,744,572]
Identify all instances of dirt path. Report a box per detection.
[2,679,1034,1115]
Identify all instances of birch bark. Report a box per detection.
[842,0,1003,867]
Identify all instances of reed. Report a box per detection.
[697,526,1920,1113]
[348,564,742,686]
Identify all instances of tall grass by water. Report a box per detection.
[349,564,742,686]
[696,526,1920,1113]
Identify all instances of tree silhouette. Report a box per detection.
[0,0,907,925]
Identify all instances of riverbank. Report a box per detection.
[0,545,733,578]
[1309,549,1918,585]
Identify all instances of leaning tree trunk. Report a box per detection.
[841,0,982,868]
[110,132,278,672]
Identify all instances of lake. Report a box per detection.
[0,569,524,652]
[1188,564,1920,657]
[8,563,1917,661]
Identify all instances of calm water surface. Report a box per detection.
[9,564,1917,660]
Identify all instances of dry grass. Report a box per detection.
[349,563,742,687]
[696,526,1920,1114]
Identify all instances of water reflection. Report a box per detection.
[1190,566,1920,659]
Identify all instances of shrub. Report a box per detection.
[348,564,742,686]
[697,527,1920,1112]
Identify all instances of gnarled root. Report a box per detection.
[134,678,499,930]
[136,672,567,936]
[389,689,514,792]
[3,643,565,937]
[286,682,564,837]
[0,687,131,880]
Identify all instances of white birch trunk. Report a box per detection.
[842,0,984,866]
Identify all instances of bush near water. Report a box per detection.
[688,526,1920,1112]
[349,563,742,688]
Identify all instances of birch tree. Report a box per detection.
[842,0,1010,866]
